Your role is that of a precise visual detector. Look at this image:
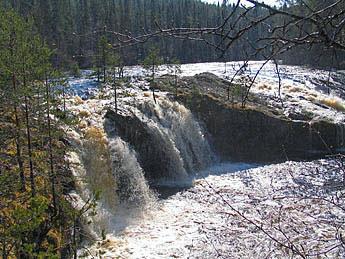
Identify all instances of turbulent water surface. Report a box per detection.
[79,160,345,258]
[65,61,345,258]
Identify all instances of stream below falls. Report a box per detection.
[64,62,345,258]
[78,160,345,259]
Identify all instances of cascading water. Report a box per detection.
[137,97,216,174]
[67,126,155,238]
[65,63,345,258]
[68,94,215,240]
[106,95,216,183]
[108,136,155,205]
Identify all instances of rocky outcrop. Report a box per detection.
[105,111,164,181]
[103,72,345,167]
[104,97,215,181]
[104,110,189,181]
[178,93,345,162]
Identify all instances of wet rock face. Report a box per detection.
[104,94,344,166]
[104,97,214,182]
[104,69,344,166]
[178,94,345,162]
[105,111,162,181]
[105,110,185,182]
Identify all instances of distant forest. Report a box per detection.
[2,0,345,69]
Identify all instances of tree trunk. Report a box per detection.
[12,73,26,191]
[2,241,8,259]
[175,72,178,97]
[103,26,107,83]
[73,218,77,259]
[103,63,106,83]
[24,95,35,197]
[62,86,66,115]
[45,76,57,213]
[113,69,117,114]
[22,58,35,196]
[152,63,157,104]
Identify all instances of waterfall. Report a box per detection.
[106,95,216,182]
[138,97,215,173]
[108,137,155,205]
[67,126,155,237]
[66,143,117,237]
[67,94,215,240]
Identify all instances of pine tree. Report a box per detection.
[167,58,182,96]
[143,46,163,104]
[0,9,93,257]
[108,50,123,113]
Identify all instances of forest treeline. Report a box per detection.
[2,0,344,69]
[2,0,248,68]
[0,9,93,258]
[0,0,344,257]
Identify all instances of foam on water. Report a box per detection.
[68,93,217,240]
[108,136,154,205]
[82,160,345,258]
[137,97,216,173]
[66,62,345,257]
[67,127,155,237]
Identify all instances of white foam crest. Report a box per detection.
[108,136,155,205]
[137,96,216,175]
[66,150,116,238]
[67,128,156,237]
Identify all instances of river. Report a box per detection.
[64,61,345,258]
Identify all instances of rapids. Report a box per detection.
[66,92,217,240]
[64,61,345,258]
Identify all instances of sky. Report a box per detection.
[203,0,280,6]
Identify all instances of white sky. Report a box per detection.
[203,0,280,6]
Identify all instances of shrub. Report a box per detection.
[258,84,272,90]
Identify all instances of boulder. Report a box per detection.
[178,93,345,162]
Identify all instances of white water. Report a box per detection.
[66,126,155,237]
[71,60,345,124]
[66,91,218,243]
[70,61,345,98]
[65,61,345,258]
[67,93,263,257]
[81,160,345,259]
[132,97,216,180]
[108,137,154,205]
[121,60,344,97]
